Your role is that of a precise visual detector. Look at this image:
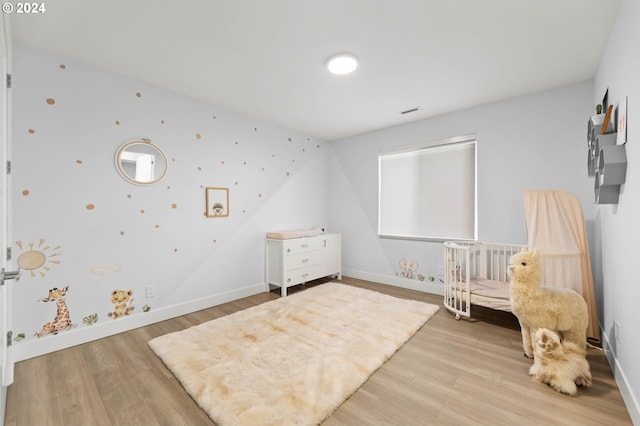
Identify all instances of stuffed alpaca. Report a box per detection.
[509,250,588,358]
[529,328,592,395]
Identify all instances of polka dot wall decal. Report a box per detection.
[155,224,160,229]
[46,98,55,105]
[197,166,202,171]
[22,190,29,196]
[120,231,125,236]
[28,129,35,134]
[59,64,66,69]
[127,194,132,198]
[115,120,121,125]
[235,141,239,145]
[140,209,145,214]
[86,204,95,210]
[174,248,178,252]
[161,120,165,124]
[195,133,202,140]
[288,137,292,142]
[171,203,177,209]
[136,92,142,97]
[258,193,262,198]
[286,172,290,176]
[76,160,83,165]
[221,160,225,164]
[254,127,257,131]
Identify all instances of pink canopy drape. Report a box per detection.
[523,190,600,342]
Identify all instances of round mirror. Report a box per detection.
[115,139,168,186]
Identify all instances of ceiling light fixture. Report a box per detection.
[326,53,359,75]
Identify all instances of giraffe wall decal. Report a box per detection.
[36,286,76,338]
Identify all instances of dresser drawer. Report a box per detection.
[283,251,320,271]
[283,237,321,255]
[283,265,322,287]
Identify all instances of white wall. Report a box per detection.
[11,43,330,360]
[328,81,594,292]
[593,0,640,422]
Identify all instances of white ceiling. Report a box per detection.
[10,0,621,141]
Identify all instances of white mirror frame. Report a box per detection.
[115,138,168,186]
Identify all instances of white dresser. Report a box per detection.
[265,233,342,296]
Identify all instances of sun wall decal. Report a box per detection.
[15,239,61,278]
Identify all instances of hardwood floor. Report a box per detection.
[4,277,633,425]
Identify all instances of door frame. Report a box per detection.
[1,12,15,424]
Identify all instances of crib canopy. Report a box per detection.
[523,189,600,342]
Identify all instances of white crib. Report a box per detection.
[443,241,527,319]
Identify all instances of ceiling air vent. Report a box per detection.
[400,106,421,115]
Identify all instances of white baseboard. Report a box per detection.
[12,282,266,362]
[601,328,640,425]
[343,268,444,296]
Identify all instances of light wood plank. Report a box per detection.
[52,346,111,426]
[4,277,633,425]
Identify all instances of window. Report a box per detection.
[378,134,477,241]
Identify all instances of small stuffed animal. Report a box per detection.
[529,328,592,395]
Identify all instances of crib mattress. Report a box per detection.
[468,277,512,311]
[469,277,510,299]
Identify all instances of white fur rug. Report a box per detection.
[148,282,439,426]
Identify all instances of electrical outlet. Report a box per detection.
[614,320,621,344]
[146,285,156,298]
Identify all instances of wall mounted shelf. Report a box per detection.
[589,133,627,204]
[588,113,605,140]
[587,114,614,177]
[587,113,627,204]
[594,174,621,204]
[598,144,627,187]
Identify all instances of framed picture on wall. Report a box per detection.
[617,96,627,145]
[602,88,609,113]
[205,187,229,217]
